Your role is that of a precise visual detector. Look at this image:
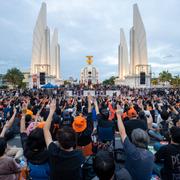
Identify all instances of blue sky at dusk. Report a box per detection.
[0,0,180,80]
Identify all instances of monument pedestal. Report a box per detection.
[29,74,63,88]
[115,75,151,88]
[115,79,126,86]
[116,64,152,88]
[124,74,151,88]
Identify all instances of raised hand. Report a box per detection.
[13,107,17,114]
[36,103,44,117]
[93,98,98,106]
[50,99,56,113]
[22,102,28,115]
[116,104,123,117]
[88,94,92,102]
[116,104,127,142]
[93,97,100,115]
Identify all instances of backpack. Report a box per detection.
[60,112,73,127]
[28,162,50,180]
[60,118,72,127]
[82,155,96,180]
[113,134,126,163]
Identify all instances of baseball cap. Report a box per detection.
[127,108,137,118]
[72,116,87,133]
[26,109,33,116]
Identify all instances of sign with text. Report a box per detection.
[106,90,120,97]
[66,90,73,96]
[83,90,95,96]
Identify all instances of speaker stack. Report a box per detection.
[140,72,146,84]
[40,72,46,85]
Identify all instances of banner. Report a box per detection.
[106,90,120,97]
[66,90,73,96]
[83,90,95,96]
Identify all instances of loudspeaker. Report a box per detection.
[40,72,45,85]
[140,72,146,84]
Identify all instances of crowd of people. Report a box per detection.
[0,87,179,180]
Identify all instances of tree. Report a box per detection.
[4,68,24,88]
[102,76,117,85]
[0,85,8,89]
[63,80,71,86]
[159,71,172,83]
[170,75,180,87]
[151,78,158,85]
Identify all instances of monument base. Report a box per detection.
[29,74,63,88]
[115,75,151,88]
[115,79,126,86]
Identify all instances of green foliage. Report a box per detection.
[170,75,180,87]
[102,76,117,85]
[152,71,180,87]
[20,82,27,89]
[0,85,8,89]
[151,78,158,85]
[159,71,172,82]
[4,68,24,88]
[64,80,71,86]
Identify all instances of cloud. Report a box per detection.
[64,39,87,53]
[163,54,174,59]
[148,44,172,58]
[101,71,117,79]
[149,62,180,75]
[0,17,15,27]
[0,0,180,80]
[148,44,180,65]
[100,56,118,66]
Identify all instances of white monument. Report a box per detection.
[80,56,99,86]
[116,4,151,88]
[30,2,62,88]
[31,2,50,75]
[130,3,148,75]
[50,29,60,80]
[115,28,129,85]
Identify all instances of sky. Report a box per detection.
[0,0,180,80]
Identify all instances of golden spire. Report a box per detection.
[86,56,93,65]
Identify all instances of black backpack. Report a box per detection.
[82,155,96,180]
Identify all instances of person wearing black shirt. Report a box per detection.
[43,99,84,180]
[20,103,50,180]
[48,137,84,180]
[97,109,114,129]
[155,126,180,180]
[116,105,154,180]
[124,108,147,141]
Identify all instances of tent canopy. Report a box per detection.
[41,83,57,89]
